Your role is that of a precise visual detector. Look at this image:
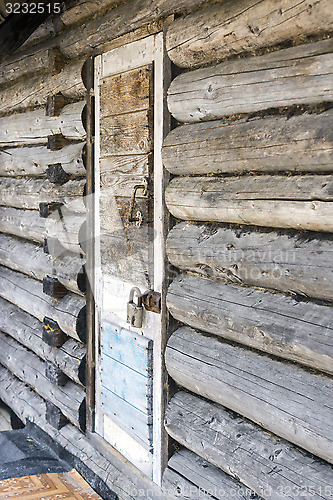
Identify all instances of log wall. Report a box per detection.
[162,0,333,497]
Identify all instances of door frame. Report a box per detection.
[91,33,171,484]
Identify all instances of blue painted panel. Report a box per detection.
[101,387,152,447]
[101,354,152,413]
[101,323,153,376]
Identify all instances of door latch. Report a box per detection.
[128,177,148,227]
[141,290,161,314]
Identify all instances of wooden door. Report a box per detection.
[94,35,169,481]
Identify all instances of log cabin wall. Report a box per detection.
[162,1,333,498]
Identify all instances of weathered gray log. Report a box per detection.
[0,60,86,115]
[163,448,259,499]
[43,277,68,299]
[167,39,333,123]
[0,207,45,243]
[0,143,85,178]
[0,234,86,294]
[165,175,333,232]
[165,392,333,500]
[0,332,86,430]
[59,0,217,58]
[46,209,86,255]
[0,102,86,147]
[0,267,86,342]
[166,0,333,69]
[0,364,46,426]
[166,327,333,464]
[162,110,333,175]
[166,222,333,302]
[45,401,68,430]
[45,360,68,386]
[0,298,85,385]
[0,178,86,212]
[167,274,333,375]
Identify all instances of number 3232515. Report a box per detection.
[6,3,61,14]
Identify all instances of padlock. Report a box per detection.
[127,287,143,328]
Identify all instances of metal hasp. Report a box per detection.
[128,178,149,227]
[141,290,161,314]
[126,287,144,328]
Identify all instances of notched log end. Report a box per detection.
[76,305,87,344]
[46,163,69,184]
[46,93,72,117]
[78,355,86,386]
[39,202,63,218]
[47,134,73,151]
[43,276,68,298]
[45,360,68,386]
[48,47,67,76]
[45,400,68,429]
[43,317,67,347]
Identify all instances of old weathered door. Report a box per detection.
[94,34,169,481]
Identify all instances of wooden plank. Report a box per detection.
[0,102,86,147]
[59,0,213,58]
[166,327,333,464]
[166,222,333,302]
[101,323,153,376]
[100,111,152,156]
[0,332,86,430]
[167,273,333,374]
[0,178,86,212]
[101,355,152,413]
[166,0,333,69]
[162,110,333,175]
[163,449,259,499]
[100,65,153,117]
[165,391,333,500]
[100,154,151,196]
[0,60,86,115]
[0,143,85,178]
[0,206,45,243]
[0,234,85,295]
[101,388,152,446]
[165,175,333,232]
[167,38,333,123]
[0,266,86,342]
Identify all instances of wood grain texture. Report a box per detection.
[162,110,333,175]
[0,59,86,115]
[166,0,333,69]
[166,326,333,464]
[0,143,85,178]
[46,209,86,255]
[0,332,86,429]
[166,222,333,302]
[0,178,85,212]
[0,298,86,386]
[0,266,86,342]
[167,38,333,123]
[165,391,333,499]
[58,0,216,58]
[0,207,45,243]
[0,234,85,295]
[165,175,333,232]
[100,154,151,196]
[0,102,86,147]
[163,448,260,500]
[166,274,333,375]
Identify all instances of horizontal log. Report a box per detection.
[0,178,86,212]
[0,102,86,147]
[166,222,333,302]
[46,209,86,255]
[0,206,45,243]
[0,59,86,115]
[59,0,117,27]
[59,0,217,58]
[165,391,333,499]
[166,327,333,464]
[166,274,333,375]
[166,0,333,69]
[0,143,85,177]
[0,332,86,430]
[0,364,46,425]
[0,266,86,342]
[163,448,259,499]
[0,234,86,294]
[0,298,85,385]
[165,175,333,232]
[167,39,333,123]
[21,18,56,48]
[162,110,333,175]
